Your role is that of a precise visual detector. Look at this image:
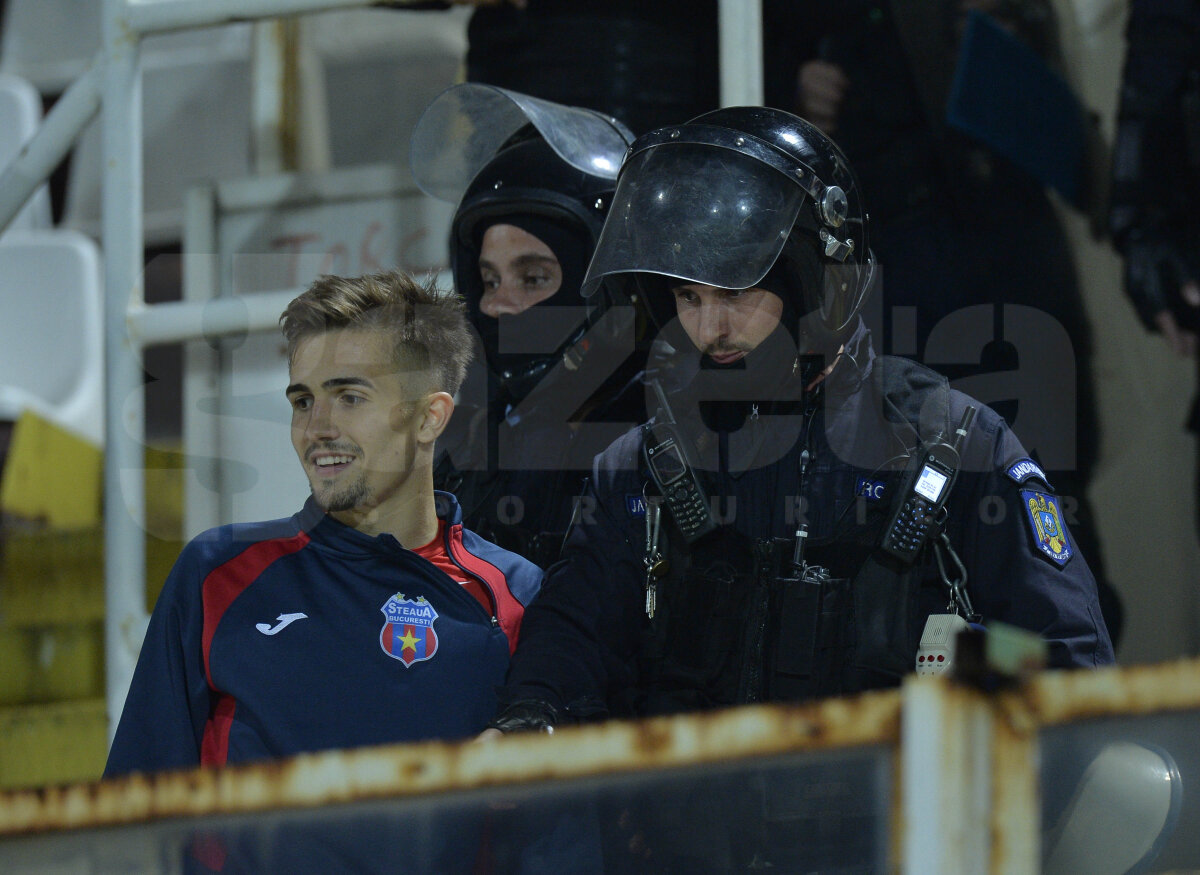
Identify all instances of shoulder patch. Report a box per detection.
[1020,490,1073,567]
[1006,457,1051,489]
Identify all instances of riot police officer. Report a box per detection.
[484,105,1114,870]
[411,84,648,567]
[488,104,1113,756]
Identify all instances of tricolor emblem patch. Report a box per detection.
[1020,490,1072,566]
[380,593,439,667]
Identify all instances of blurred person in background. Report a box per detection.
[1109,0,1200,537]
[764,0,1124,645]
[413,0,719,136]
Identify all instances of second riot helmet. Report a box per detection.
[412,84,635,401]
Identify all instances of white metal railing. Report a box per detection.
[0,58,103,227]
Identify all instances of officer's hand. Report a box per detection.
[486,699,558,734]
[796,60,848,135]
[474,727,504,743]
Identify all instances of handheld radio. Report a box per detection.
[880,406,977,563]
[643,380,717,543]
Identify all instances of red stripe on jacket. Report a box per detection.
[446,522,525,653]
[199,532,310,765]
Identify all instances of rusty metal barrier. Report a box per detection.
[1,659,1198,872]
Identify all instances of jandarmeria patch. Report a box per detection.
[1006,457,1050,488]
[1020,490,1072,566]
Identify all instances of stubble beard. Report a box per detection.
[312,472,371,513]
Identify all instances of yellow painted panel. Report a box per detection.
[0,443,185,627]
[0,624,103,707]
[0,628,34,706]
[0,410,101,529]
[0,528,105,625]
[0,698,108,790]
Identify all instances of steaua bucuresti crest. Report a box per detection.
[380,593,439,667]
[1020,490,1073,566]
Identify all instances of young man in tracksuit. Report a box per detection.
[106,270,543,776]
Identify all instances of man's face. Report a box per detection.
[478,223,563,317]
[286,328,428,522]
[671,284,785,363]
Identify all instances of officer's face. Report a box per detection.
[478,224,563,317]
[671,284,785,363]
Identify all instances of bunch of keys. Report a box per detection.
[643,498,668,618]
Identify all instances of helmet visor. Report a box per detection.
[410,83,632,203]
[581,142,807,298]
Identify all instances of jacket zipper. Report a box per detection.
[443,524,500,625]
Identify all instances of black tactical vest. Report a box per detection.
[637,356,952,715]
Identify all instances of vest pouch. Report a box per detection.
[526,530,567,569]
[771,573,852,700]
[852,553,920,678]
[643,556,744,715]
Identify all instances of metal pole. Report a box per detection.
[251,19,291,175]
[0,59,103,234]
[130,289,301,348]
[718,0,764,107]
[125,0,377,36]
[901,676,992,874]
[100,0,378,740]
[102,0,148,743]
[180,188,222,541]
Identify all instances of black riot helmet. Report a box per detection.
[411,84,634,401]
[581,106,876,349]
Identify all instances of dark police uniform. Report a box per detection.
[763,0,1122,644]
[500,322,1114,725]
[490,101,1114,872]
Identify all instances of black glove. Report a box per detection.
[1122,228,1200,333]
[487,699,559,734]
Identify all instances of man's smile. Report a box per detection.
[308,449,357,476]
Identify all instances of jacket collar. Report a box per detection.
[294,492,466,555]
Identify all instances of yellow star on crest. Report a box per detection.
[398,628,420,652]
